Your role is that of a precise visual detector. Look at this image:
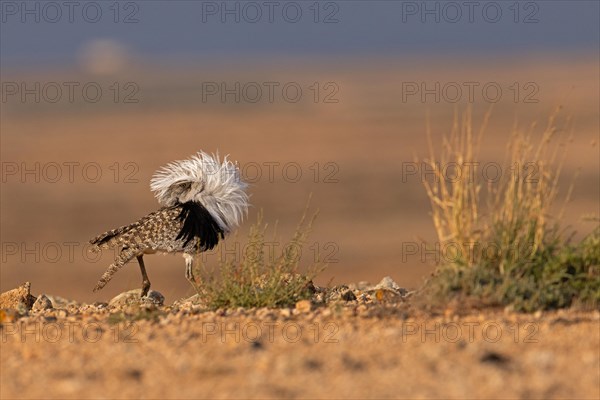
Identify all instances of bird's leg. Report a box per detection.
[184,253,200,294]
[137,255,151,298]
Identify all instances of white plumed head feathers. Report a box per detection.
[150,152,249,233]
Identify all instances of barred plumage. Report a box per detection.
[89,152,249,297]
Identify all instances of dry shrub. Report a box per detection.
[418,107,599,311]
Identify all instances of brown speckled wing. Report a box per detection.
[90,206,186,292]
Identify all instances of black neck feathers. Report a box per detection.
[175,202,224,250]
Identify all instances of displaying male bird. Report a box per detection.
[89,152,249,297]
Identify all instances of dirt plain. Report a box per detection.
[1,281,599,400]
[1,57,599,398]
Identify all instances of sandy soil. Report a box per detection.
[1,294,599,399]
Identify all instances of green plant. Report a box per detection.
[197,207,324,309]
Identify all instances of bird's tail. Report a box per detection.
[88,223,137,253]
[89,223,140,292]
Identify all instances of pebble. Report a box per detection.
[109,289,165,308]
[0,282,36,310]
[341,289,357,302]
[32,295,53,311]
[374,276,405,293]
[280,308,291,318]
[295,300,312,313]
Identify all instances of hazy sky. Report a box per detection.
[1,1,599,69]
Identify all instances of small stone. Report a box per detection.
[0,282,36,310]
[145,291,165,306]
[109,289,164,308]
[141,295,164,309]
[341,289,357,302]
[280,308,291,318]
[32,295,53,311]
[364,277,408,303]
[295,300,312,313]
[373,276,407,295]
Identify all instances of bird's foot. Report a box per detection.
[141,280,151,298]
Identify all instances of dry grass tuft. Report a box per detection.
[197,204,324,309]
[418,107,599,311]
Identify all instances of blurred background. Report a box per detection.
[1,1,598,303]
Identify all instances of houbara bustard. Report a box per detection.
[89,152,249,297]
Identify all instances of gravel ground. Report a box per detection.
[1,282,599,399]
